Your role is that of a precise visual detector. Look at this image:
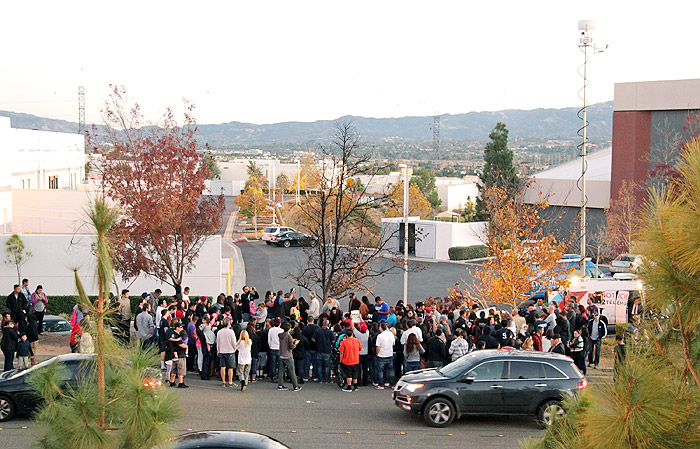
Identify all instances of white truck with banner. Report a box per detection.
[566,276,644,327]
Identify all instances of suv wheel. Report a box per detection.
[423,397,455,427]
[538,399,565,427]
[0,395,15,422]
[283,240,291,248]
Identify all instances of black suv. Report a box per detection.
[392,349,587,427]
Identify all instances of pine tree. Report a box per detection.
[520,138,700,449]
[28,198,180,449]
[475,122,519,220]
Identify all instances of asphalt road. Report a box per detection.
[236,241,477,308]
[1,377,543,449]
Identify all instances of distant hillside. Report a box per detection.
[0,101,612,146]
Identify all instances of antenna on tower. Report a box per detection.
[433,112,440,160]
[78,86,86,146]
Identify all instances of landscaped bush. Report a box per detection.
[448,245,489,260]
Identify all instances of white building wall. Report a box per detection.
[0,234,223,296]
[437,183,478,211]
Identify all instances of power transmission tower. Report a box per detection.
[433,112,440,160]
[78,86,86,145]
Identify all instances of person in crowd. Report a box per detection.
[291,322,308,384]
[587,312,607,369]
[320,296,339,316]
[569,328,585,372]
[374,297,389,322]
[196,315,214,380]
[267,318,283,382]
[6,285,27,333]
[167,321,189,388]
[1,320,19,371]
[614,333,626,372]
[308,292,321,321]
[339,328,362,392]
[403,333,424,373]
[16,333,33,369]
[135,303,155,348]
[532,326,544,351]
[353,322,370,386]
[216,318,237,387]
[30,285,48,334]
[25,315,39,365]
[236,329,253,391]
[117,289,131,344]
[425,328,447,368]
[449,329,469,361]
[277,321,301,391]
[312,319,334,383]
[302,316,319,382]
[549,333,566,355]
[69,312,85,353]
[79,317,94,354]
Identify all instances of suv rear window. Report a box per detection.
[505,361,545,379]
[543,363,568,379]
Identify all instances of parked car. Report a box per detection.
[262,226,296,244]
[171,431,290,449]
[42,315,72,334]
[392,350,586,428]
[610,254,642,274]
[0,353,161,422]
[273,231,317,248]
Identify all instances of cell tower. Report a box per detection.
[78,86,85,137]
[433,112,440,160]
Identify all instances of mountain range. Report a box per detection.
[0,101,612,146]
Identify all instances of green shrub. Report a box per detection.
[448,245,489,260]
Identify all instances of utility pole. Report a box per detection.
[399,164,412,305]
[577,19,606,277]
[296,159,300,205]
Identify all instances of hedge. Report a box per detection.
[448,245,489,261]
[0,295,213,316]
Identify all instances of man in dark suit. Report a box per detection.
[549,334,566,355]
[6,285,27,332]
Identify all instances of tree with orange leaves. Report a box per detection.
[385,180,433,219]
[467,186,571,309]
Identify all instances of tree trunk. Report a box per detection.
[96,273,106,433]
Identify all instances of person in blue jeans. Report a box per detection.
[301,316,320,381]
[374,322,396,389]
[587,313,607,368]
[312,319,334,383]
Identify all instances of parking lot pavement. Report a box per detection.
[1,376,542,449]
[237,241,476,306]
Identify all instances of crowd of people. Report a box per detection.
[122,282,626,391]
[3,279,632,386]
[2,280,45,372]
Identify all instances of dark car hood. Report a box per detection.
[401,368,450,383]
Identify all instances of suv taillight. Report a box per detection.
[578,378,588,390]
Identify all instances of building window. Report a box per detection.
[49,176,58,189]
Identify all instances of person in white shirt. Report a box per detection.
[216,318,238,387]
[236,330,253,391]
[308,292,321,321]
[267,319,284,381]
[400,319,423,345]
[182,286,190,307]
[375,322,396,389]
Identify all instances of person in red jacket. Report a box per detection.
[339,329,362,392]
[532,326,544,351]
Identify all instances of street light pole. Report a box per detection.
[399,164,412,305]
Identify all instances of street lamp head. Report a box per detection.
[578,20,595,31]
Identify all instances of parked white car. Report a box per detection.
[262,226,296,244]
[610,254,642,274]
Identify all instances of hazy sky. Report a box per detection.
[2,1,698,126]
